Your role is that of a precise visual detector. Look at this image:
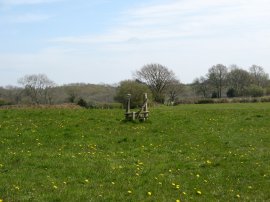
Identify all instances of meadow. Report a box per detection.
[0,103,270,201]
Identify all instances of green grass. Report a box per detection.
[0,103,270,201]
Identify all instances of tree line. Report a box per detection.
[0,63,270,107]
[193,64,269,98]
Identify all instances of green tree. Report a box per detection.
[114,80,152,108]
[245,84,264,97]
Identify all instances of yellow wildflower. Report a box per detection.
[176,200,180,202]
[147,192,152,196]
[128,190,132,194]
[196,190,202,195]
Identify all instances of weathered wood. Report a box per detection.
[125,93,149,122]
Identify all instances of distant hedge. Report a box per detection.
[174,96,270,105]
[77,98,122,109]
[0,99,12,106]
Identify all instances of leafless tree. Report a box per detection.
[249,65,269,87]
[134,63,177,103]
[18,74,55,104]
[227,65,252,96]
[207,64,228,98]
[166,79,184,103]
[193,76,210,98]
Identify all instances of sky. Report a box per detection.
[0,0,270,86]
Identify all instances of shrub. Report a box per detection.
[261,96,270,102]
[114,80,152,109]
[0,99,11,106]
[215,98,230,103]
[77,98,88,108]
[245,85,264,97]
[196,99,214,104]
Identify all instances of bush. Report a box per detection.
[196,99,214,104]
[215,98,230,103]
[261,96,270,102]
[77,98,88,108]
[114,80,152,109]
[245,85,264,97]
[0,99,11,106]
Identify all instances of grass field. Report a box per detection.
[0,103,270,201]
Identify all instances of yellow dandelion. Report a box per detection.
[85,179,89,183]
[53,185,58,189]
[111,182,115,185]
[182,192,187,195]
[196,190,202,195]
[236,194,240,198]
[172,183,176,186]
[206,160,212,164]
[176,185,180,189]
[147,192,152,196]
[63,181,67,185]
[128,190,132,194]
[176,200,181,202]
[196,174,200,178]
[0,199,3,202]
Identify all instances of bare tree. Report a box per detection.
[249,65,269,87]
[207,64,228,98]
[193,76,210,98]
[134,63,177,103]
[18,74,55,104]
[227,65,251,96]
[166,79,184,104]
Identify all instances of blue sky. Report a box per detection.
[1,0,270,86]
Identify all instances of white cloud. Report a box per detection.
[1,0,270,85]
[53,0,270,45]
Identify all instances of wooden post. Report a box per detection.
[126,94,131,114]
[132,112,136,121]
[143,93,148,112]
[125,93,149,121]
